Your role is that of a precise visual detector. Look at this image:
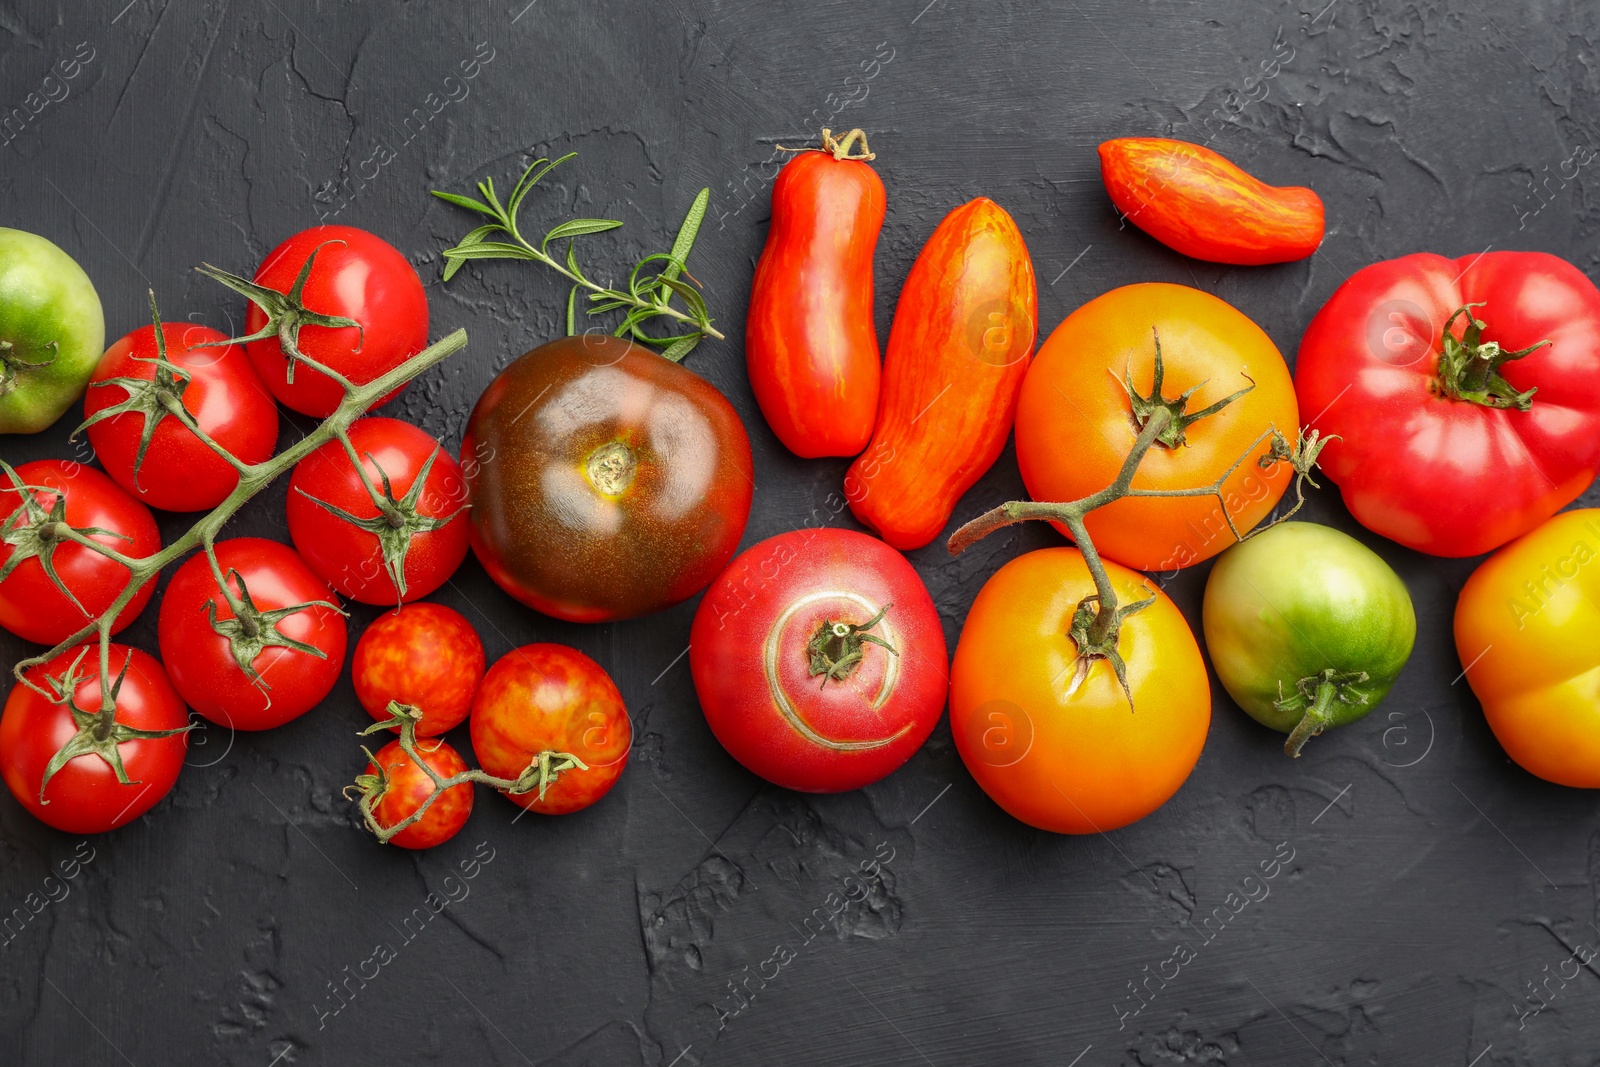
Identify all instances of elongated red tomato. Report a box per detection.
[847,198,1037,549]
[747,133,885,458]
[1099,138,1324,265]
[83,320,278,512]
[1296,251,1600,556]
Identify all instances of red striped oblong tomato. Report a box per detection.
[747,131,885,458]
[689,528,947,793]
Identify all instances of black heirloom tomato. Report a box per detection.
[461,335,754,622]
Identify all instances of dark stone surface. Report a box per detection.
[2,0,1599,1064]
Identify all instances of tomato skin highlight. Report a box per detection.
[1098,138,1324,265]
[1296,251,1600,557]
[0,460,162,646]
[84,321,279,512]
[1455,508,1600,788]
[470,644,630,815]
[287,417,470,605]
[747,149,885,458]
[689,528,948,793]
[1203,522,1415,744]
[847,197,1037,550]
[366,738,474,849]
[241,226,428,418]
[462,335,753,623]
[0,644,187,834]
[951,548,1209,834]
[158,538,348,731]
[353,603,485,737]
[1017,283,1296,573]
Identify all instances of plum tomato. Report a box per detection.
[158,538,347,731]
[689,528,948,792]
[470,644,631,815]
[353,602,485,737]
[363,737,474,849]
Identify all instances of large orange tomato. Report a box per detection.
[1015,283,1297,573]
[950,547,1210,833]
[1454,508,1600,788]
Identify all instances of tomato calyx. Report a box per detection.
[1432,304,1548,412]
[202,552,345,690]
[35,647,192,802]
[1066,590,1155,707]
[295,435,466,602]
[1276,667,1370,758]
[806,604,897,687]
[1119,329,1256,449]
[0,459,133,616]
[194,242,364,386]
[0,337,58,397]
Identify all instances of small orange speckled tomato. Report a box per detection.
[353,603,485,737]
[470,644,631,815]
[367,738,474,850]
[1015,283,1297,573]
[950,547,1210,833]
[1454,508,1600,788]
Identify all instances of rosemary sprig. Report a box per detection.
[431,152,721,362]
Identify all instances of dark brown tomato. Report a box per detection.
[461,335,754,623]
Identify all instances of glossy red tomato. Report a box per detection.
[1296,251,1600,556]
[229,225,427,418]
[470,644,630,815]
[0,460,161,646]
[353,602,484,736]
[689,528,948,792]
[286,417,470,605]
[0,644,188,833]
[157,538,347,730]
[365,737,474,849]
[82,320,278,511]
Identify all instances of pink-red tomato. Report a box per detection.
[83,320,278,512]
[157,538,347,730]
[286,417,469,605]
[689,528,948,792]
[237,226,428,417]
[0,644,188,833]
[470,644,630,815]
[353,602,485,737]
[0,460,161,646]
[365,737,474,849]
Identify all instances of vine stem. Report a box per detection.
[11,328,470,709]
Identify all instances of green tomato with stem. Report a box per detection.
[1202,521,1415,757]
[0,228,105,434]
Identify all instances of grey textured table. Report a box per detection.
[2,1,1598,1064]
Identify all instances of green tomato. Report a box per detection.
[0,228,105,434]
[1202,521,1415,757]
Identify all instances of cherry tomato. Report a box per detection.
[1016,283,1297,572]
[470,644,630,815]
[1297,251,1600,557]
[353,602,484,736]
[157,537,347,731]
[365,737,474,849]
[462,335,753,623]
[689,528,947,792]
[225,225,428,418]
[0,644,188,833]
[0,460,162,646]
[286,417,469,605]
[82,319,278,512]
[746,134,885,458]
[950,547,1210,833]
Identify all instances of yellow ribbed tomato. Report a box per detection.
[1454,508,1600,787]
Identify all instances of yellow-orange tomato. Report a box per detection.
[1015,283,1297,573]
[950,547,1210,833]
[1454,508,1600,788]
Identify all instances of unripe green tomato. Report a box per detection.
[0,228,105,434]
[1202,521,1415,756]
